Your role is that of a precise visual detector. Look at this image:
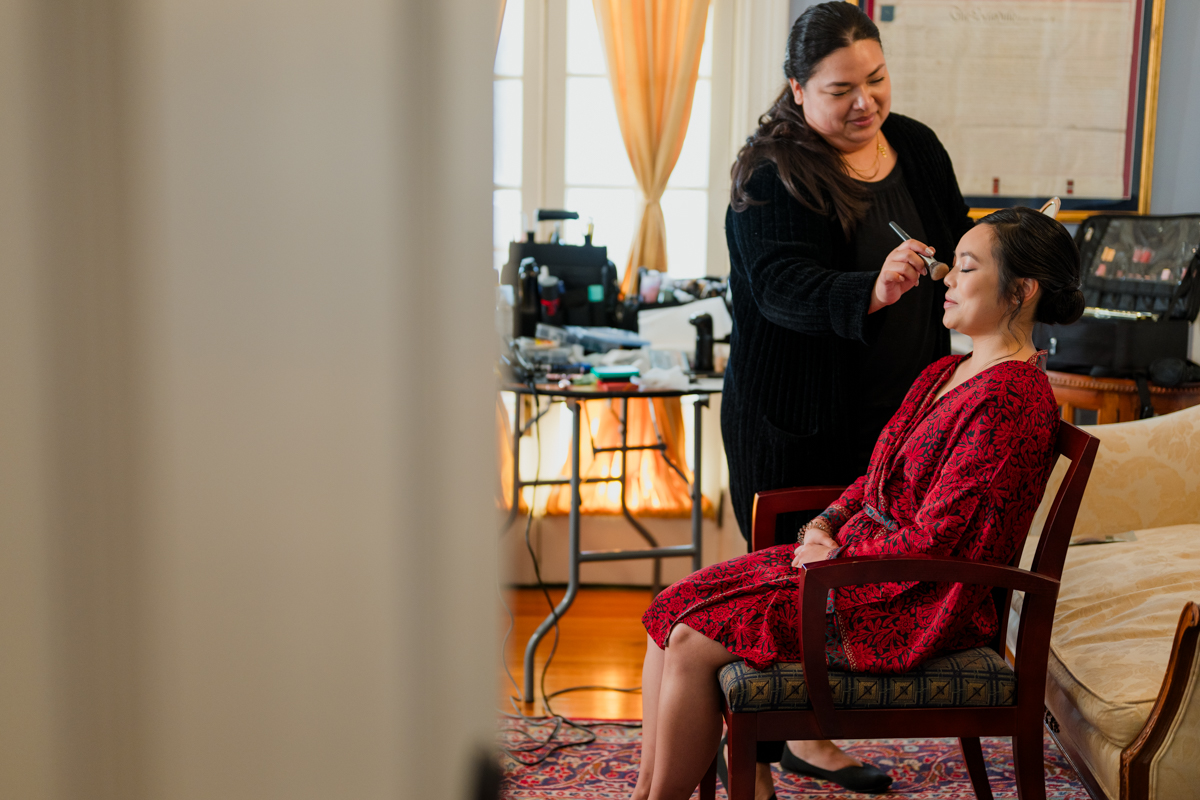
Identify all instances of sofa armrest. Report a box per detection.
[1121,601,1200,800]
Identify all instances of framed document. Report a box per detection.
[857,0,1165,221]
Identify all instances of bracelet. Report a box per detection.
[797,518,834,544]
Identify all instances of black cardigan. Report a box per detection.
[720,113,974,542]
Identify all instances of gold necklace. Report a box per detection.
[845,132,888,180]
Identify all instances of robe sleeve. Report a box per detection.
[730,168,881,343]
[815,474,868,536]
[845,390,1052,562]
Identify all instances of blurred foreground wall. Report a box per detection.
[0,1,496,799]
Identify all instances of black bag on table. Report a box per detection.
[1034,215,1200,383]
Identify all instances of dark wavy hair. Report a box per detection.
[729,2,881,237]
[977,207,1085,327]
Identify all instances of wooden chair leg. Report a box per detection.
[958,737,995,800]
[1012,732,1047,800]
[726,715,757,800]
[700,753,717,800]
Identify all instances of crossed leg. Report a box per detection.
[632,625,738,800]
[633,628,868,800]
[631,635,664,800]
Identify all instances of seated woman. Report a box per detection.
[631,207,1085,800]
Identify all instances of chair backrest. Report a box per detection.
[1026,421,1099,582]
[992,420,1099,658]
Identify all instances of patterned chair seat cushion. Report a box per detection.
[718,647,1015,713]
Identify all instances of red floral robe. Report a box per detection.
[643,354,1059,674]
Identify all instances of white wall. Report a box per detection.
[1149,0,1200,360]
[0,2,496,799]
[1150,0,1200,216]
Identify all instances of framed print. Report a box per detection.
[857,0,1166,221]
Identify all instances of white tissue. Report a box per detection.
[631,365,690,391]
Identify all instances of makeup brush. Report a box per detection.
[888,221,949,281]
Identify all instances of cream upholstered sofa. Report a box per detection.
[1012,403,1200,800]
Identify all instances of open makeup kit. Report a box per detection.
[1034,214,1200,381]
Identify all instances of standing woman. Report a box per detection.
[719,2,973,795]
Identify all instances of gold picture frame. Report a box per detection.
[860,0,1166,222]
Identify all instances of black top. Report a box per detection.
[720,113,974,542]
[851,162,945,465]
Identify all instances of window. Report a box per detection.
[496,0,728,282]
[562,0,715,280]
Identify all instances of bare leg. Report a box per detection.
[632,635,664,800]
[647,624,739,800]
[754,764,775,800]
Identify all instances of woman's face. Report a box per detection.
[789,39,890,154]
[943,225,1035,338]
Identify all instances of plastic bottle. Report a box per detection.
[516,257,540,337]
[537,265,563,325]
[640,269,661,304]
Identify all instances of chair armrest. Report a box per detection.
[800,555,1059,594]
[751,486,846,553]
[794,555,1061,727]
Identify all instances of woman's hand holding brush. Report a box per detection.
[869,238,937,313]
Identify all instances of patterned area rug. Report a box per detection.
[499,718,1091,799]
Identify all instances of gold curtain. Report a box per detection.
[497,395,713,519]
[545,398,713,518]
[495,0,508,55]
[496,396,526,514]
[592,0,711,299]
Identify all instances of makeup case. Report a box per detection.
[1033,214,1200,378]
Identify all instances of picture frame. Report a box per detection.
[854,0,1166,222]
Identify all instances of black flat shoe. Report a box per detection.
[716,735,776,800]
[779,745,893,794]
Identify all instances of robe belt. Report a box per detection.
[864,503,899,531]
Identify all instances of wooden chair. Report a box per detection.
[701,421,1099,800]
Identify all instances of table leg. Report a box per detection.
[691,395,707,574]
[522,398,582,703]
[618,397,663,593]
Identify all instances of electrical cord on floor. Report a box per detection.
[496,382,642,768]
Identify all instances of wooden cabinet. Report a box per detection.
[1047,370,1200,424]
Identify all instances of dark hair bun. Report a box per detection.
[977,207,1083,331]
[1037,287,1085,325]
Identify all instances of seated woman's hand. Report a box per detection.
[802,527,838,549]
[792,538,838,568]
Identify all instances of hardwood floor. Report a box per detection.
[500,587,653,720]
